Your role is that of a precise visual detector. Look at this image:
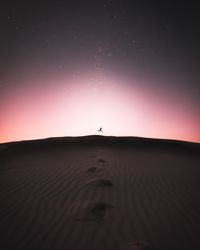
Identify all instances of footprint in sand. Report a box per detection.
[127,242,159,250]
[97,159,107,164]
[86,178,114,187]
[85,167,102,173]
[68,201,114,221]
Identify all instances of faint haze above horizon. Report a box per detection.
[0,1,200,143]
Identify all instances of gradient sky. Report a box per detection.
[0,1,200,143]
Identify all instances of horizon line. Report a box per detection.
[1,134,200,146]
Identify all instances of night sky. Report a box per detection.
[1,1,200,143]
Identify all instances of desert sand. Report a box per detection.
[0,135,200,250]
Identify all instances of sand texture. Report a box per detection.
[0,136,200,250]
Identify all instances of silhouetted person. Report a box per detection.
[98,127,103,133]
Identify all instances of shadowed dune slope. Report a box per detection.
[0,136,200,250]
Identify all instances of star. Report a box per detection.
[8,9,16,20]
[97,48,103,53]
[8,14,16,20]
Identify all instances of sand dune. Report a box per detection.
[0,136,200,250]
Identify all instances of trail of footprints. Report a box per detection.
[77,152,114,221]
[69,152,114,222]
[73,151,158,250]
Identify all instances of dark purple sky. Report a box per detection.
[0,1,200,142]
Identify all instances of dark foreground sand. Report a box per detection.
[0,136,200,250]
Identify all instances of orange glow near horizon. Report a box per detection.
[1,71,200,143]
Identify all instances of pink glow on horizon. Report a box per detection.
[1,71,200,143]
